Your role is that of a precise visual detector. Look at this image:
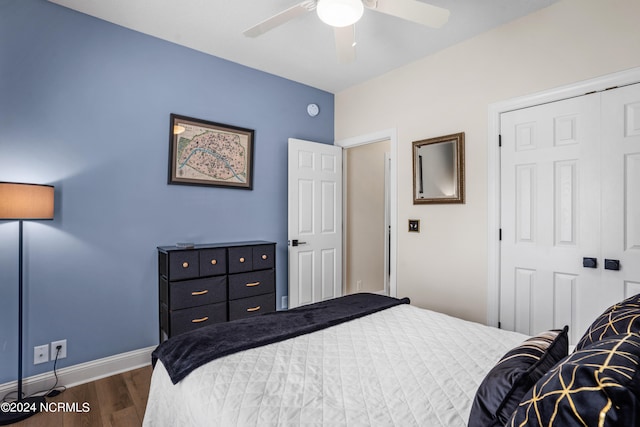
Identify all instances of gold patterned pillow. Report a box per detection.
[576,293,640,350]
[507,333,640,427]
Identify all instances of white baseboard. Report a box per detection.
[0,346,155,398]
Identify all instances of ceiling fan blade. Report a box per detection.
[366,0,450,28]
[243,1,316,38]
[334,25,356,63]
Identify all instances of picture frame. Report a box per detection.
[412,132,465,204]
[168,114,255,189]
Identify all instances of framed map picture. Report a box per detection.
[168,114,254,189]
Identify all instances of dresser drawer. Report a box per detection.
[228,246,253,273]
[199,248,226,276]
[159,250,199,280]
[228,269,275,300]
[160,276,226,310]
[252,245,275,270]
[229,293,275,321]
[163,302,227,336]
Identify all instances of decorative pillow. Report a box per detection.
[468,326,568,427]
[507,332,640,427]
[576,293,640,350]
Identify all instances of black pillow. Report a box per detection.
[576,293,640,350]
[507,332,640,427]
[468,326,568,427]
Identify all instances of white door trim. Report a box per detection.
[335,128,398,298]
[383,151,391,296]
[487,66,640,327]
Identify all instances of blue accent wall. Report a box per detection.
[0,0,334,381]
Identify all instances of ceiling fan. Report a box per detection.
[243,0,450,63]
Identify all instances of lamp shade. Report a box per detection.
[0,182,54,220]
[317,0,364,27]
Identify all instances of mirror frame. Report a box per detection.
[412,132,465,204]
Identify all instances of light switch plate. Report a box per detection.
[408,219,420,232]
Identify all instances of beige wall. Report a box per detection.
[345,140,390,294]
[335,0,640,324]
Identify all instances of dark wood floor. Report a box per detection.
[15,365,152,427]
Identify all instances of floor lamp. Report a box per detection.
[0,182,54,425]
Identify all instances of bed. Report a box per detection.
[143,293,640,426]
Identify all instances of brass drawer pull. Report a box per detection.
[246,306,261,312]
[182,262,189,268]
[191,316,209,323]
[245,281,261,287]
[210,259,217,265]
[261,254,268,260]
[239,257,245,263]
[191,290,209,296]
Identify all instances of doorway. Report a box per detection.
[336,128,398,298]
[344,140,390,295]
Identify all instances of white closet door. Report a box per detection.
[601,84,640,300]
[500,94,602,342]
[500,83,640,343]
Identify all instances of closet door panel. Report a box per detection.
[500,94,601,342]
[601,84,640,301]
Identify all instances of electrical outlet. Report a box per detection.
[357,280,363,291]
[51,339,67,360]
[281,296,288,309]
[34,345,49,365]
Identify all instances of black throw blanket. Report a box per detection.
[153,293,410,384]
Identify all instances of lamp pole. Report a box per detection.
[17,220,24,404]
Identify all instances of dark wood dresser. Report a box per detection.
[158,241,276,342]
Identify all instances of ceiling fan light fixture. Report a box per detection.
[316,0,364,27]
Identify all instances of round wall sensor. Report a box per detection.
[307,103,320,117]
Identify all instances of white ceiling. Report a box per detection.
[47,0,558,93]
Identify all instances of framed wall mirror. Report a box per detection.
[412,132,465,204]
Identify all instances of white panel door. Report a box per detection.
[288,138,343,309]
[500,83,640,343]
[500,94,603,342]
[601,84,640,301]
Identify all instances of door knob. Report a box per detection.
[582,257,597,268]
[290,239,307,247]
[604,259,620,271]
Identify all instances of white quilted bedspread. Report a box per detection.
[143,304,527,426]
